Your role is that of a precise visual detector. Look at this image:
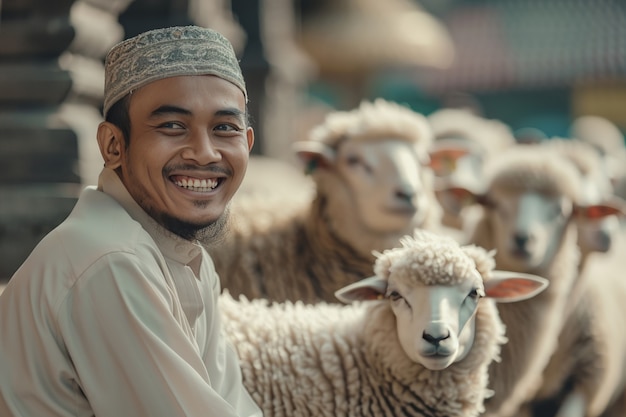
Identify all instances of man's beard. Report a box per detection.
[156,205,231,242]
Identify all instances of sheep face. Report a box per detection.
[573,166,621,256]
[428,139,486,220]
[335,230,549,372]
[574,199,624,254]
[429,138,485,193]
[386,270,484,370]
[489,188,572,272]
[301,137,431,234]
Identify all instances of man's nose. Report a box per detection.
[181,132,222,164]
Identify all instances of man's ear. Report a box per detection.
[246,126,255,153]
[97,122,124,169]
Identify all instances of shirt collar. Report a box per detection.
[98,167,203,274]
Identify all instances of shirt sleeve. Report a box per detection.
[56,251,260,417]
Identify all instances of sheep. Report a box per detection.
[521,229,626,417]
[540,137,626,273]
[219,229,548,417]
[206,98,443,303]
[439,142,626,417]
[570,115,626,200]
[426,108,515,236]
[446,145,583,417]
[508,141,626,417]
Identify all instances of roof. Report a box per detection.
[414,0,626,93]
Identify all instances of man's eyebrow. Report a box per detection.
[150,105,192,118]
[215,108,246,120]
[149,106,245,121]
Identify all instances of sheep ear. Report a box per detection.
[334,276,387,304]
[434,186,484,216]
[292,141,336,174]
[484,271,549,303]
[573,196,626,220]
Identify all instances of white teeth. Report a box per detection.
[175,178,218,191]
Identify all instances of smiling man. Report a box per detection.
[0,26,261,417]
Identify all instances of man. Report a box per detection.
[0,26,262,417]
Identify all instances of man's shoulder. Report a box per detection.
[20,188,159,281]
[60,187,151,252]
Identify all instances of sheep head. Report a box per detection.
[292,99,440,254]
[335,229,548,371]
[574,196,626,255]
[440,146,581,272]
[542,138,624,258]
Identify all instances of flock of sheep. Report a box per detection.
[206,100,626,417]
[1,99,624,417]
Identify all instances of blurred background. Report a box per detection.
[0,0,625,280]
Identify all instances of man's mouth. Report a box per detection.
[172,176,220,192]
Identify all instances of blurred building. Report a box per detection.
[380,0,626,138]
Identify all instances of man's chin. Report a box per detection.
[160,210,230,242]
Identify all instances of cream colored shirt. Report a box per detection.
[0,168,262,417]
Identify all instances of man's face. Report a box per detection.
[117,75,253,239]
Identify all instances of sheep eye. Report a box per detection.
[345,154,374,174]
[469,288,484,300]
[386,290,403,302]
[345,154,362,166]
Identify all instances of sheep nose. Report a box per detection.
[422,330,450,346]
[395,189,415,205]
[513,233,529,249]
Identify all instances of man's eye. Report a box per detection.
[215,123,242,132]
[160,122,185,130]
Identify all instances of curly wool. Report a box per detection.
[427,108,516,157]
[485,146,580,202]
[374,230,490,286]
[220,290,506,417]
[309,99,433,152]
[542,138,603,179]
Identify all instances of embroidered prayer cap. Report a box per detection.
[103,25,247,117]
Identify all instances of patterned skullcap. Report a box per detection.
[103,25,247,117]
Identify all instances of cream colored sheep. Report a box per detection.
[520,229,626,417]
[570,115,626,200]
[511,139,626,417]
[459,145,582,417]
[207,98,442,303]
[437,141,626,417]
[541,137,625,273]
[426,108,515,235]
[220,229,548,417]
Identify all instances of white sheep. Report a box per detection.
[440,141,626,417]
[520,228,626,417]
[510,141,626,417]
[540,137,626,273]
[220,229,548,417]
[426,108,515,235]
[446,145,583,417]
[570,115,626,200]
[207,98,443,303]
